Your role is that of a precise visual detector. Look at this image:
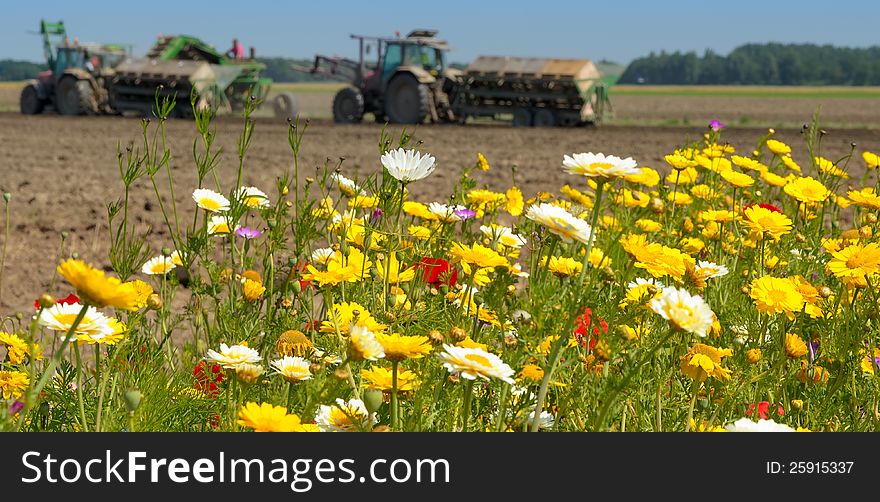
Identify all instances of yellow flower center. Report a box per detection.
[200,198,221,211]
[589,162,614,171]
[464,353,491,367]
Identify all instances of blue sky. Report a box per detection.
[2,0,878,64]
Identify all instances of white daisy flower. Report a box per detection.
[39,302,114,339]
[192,188,230,213]
[437,344,515,384]
[348,324,385,361]
[526,410,555,429]
[508,263,530,278]
[315,398,374,432]
[208,215,237,235]
[311,247,335,265]
[724,418,797,432]
[236,186,270,209]
[428,202,467,223]
[332,173,365,197]
[270,356,313,382]
[696,260,729,279]
[206,343,261,370]
[380,148,436,182]
[141,256,176,276]
[650,286,715,337]
[525,203,593,244]
[313,348,343,366]
[562,152,640,180]
[480,224,527,249]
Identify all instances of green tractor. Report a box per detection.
[298,29,459,124]
[144,34,296,117]
[299,29,611,127]
[21,21,296,119]
[20,20,130,115]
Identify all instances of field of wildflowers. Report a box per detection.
[2,96,880,433]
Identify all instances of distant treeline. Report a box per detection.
[618,43,880,85]
[0,59,44,80]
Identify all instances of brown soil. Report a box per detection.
[0,112,877,315]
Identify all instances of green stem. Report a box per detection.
[576,181,605,287]
[686,380,699,431]
[0,198,9,304]
[460,379,474,432]
[73,342,89,432]
[391,360,399,431]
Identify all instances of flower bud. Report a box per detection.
[161,247,172,257]
[362,389,384,415]
[428,329,445,345]
[281,186,289,196]
[334,367,351,380]
[746,348,762,364]
[38,293,56,309]
[449,326,468,342]
[309,362,323,374]
[2,192,10,203]
[503,334,518,348]
[123,390,142,413]
[147,294,163,310]
[864,213,877,224]
[650,197,665,214]
[791,399,803,410]
[859,226,872,239]
[818,286,833,299]
[235,363,264,385]
[372,425,392,433]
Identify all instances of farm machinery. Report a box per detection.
[298,29,611,127]
[20,20,296,118]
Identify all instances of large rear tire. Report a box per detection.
[273,92,298,119]
[384,73,430,124]
[332,86,364,123]
[19,83,45,115]
[56,77,97,116]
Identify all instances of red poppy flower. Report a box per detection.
[208,413,221,429]
[573,306,608,350]
[193,361,225,398]
[746,401,784,419]
[303,319,322,334]
[743,202,782,216]
[415,257,458,287]
[34,293,80,310]
[291,260,312,290]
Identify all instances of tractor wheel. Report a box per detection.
[19,83,45,115]
[533,109,557,127]
[384,73,430,124]
[273,92,299,119]
[512,108,533,127]
[55,77,97,116]
[332,86,365,123]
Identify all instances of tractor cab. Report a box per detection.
[299,29,455,124]
[380,32,448,82]
[52,44,126,77]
